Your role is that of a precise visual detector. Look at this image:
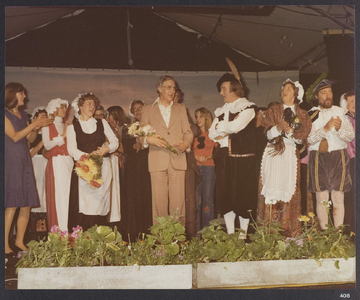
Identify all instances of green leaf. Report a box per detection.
[334,260,340,269]
[103,232,115,243]
[164,243,180,255]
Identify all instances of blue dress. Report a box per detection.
[5,110,39,208]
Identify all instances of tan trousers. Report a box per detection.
[150,162,186,226]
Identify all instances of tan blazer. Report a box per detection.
[141,101,193,172]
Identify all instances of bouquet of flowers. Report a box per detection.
[127,121,178,155]
[75,154,104,189]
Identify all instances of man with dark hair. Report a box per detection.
[209,73,257,238]
[141,75,193,225]
[307,79,354,230]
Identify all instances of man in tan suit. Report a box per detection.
[141,75,193,225]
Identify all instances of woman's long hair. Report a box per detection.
[195,107,213,132]
[5,82,25,111]
[107,106,126,126]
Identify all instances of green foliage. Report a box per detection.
[16,210,355,271]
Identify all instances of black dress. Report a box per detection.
[119,126,152,241]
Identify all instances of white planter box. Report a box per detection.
[18,264,192,289]
[193,258,356,288]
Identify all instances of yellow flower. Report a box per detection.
[298,215,310,222]
[308,212,315,218]
[350,231,355,237]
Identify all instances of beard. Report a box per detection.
[320,97,333,109]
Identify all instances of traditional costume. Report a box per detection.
[42,99,73,232]
[256,79,312,237]
[307,80,354,229]
[209,73,257,237]
[67,95,119,231]
[29,106,48,238]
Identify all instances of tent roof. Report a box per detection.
[5,5,355,73]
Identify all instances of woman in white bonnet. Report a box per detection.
[42,98,73,233]
[257,79,312,237]
[67,93,119,232]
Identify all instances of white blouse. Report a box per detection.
[66,117,119,161]
[209,98,255,148]
[42,116,65,150]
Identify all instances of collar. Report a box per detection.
[152,97,173,109]
[54,116,63,124]
[79,117,97,124]
[214,97,255,117]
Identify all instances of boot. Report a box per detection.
[223,211,236,234]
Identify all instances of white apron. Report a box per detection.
[109,155,121,222]
[78,157,112,216]
[31,155,48,213]
[52,156,74,232]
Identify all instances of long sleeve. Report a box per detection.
[336,114,355,143]
[42,125,64,150]
[102,119,119,153]
[307,125,327,146]
[66,124,85,161]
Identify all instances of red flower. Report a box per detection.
[75,162,81,168]
[80,154,87,162]
[81,165,90,172]
[90,180,101,188]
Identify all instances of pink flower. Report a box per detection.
[17,251,22,258]
[71,231,80,239]
[50,225,60,233]
[72,226,83,233]
[59,230,68,237]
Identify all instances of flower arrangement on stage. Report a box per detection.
[75,154,104,189]
[126,121,178,155]
[16,202,355,270]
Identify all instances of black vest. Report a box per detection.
[219,105,257,157]
[73,118,109,157]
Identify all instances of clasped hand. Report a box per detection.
[91,146,110,156]
[324,116,341,132]
[276,119,291,134]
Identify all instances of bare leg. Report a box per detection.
[15,206,31,250]
[5,207,17,254]
[316,190,329,230]
[331,190,345,228]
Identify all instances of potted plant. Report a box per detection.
[16,216,193,289]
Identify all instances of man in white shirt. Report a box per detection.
[141,75,193,225]
[209,73,257,238]
[307,79,354,230]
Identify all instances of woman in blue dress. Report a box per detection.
[5,82,52,256]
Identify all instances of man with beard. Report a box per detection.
[307,79,354,230]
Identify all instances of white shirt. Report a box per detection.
[307,105,355,152]
[66,117,119,161]
[143,97,174,148]
[42,116,65,150]
[209,98,255,148]
[153,97,173,127]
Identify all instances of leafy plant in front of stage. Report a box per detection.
[195,219,246,262]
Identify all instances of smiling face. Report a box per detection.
[346,95,355,115]
[316,87,333,109]
[158,79,176,106]
[281,83,296,106]
[80,99,96,120]
[15,91,26,107]
[219,81,237,103]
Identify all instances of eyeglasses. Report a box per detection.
[132,107,142,112]
[162,85,176,91]
[94,113,104,118]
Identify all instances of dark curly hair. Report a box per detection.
[77,93,100,109]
